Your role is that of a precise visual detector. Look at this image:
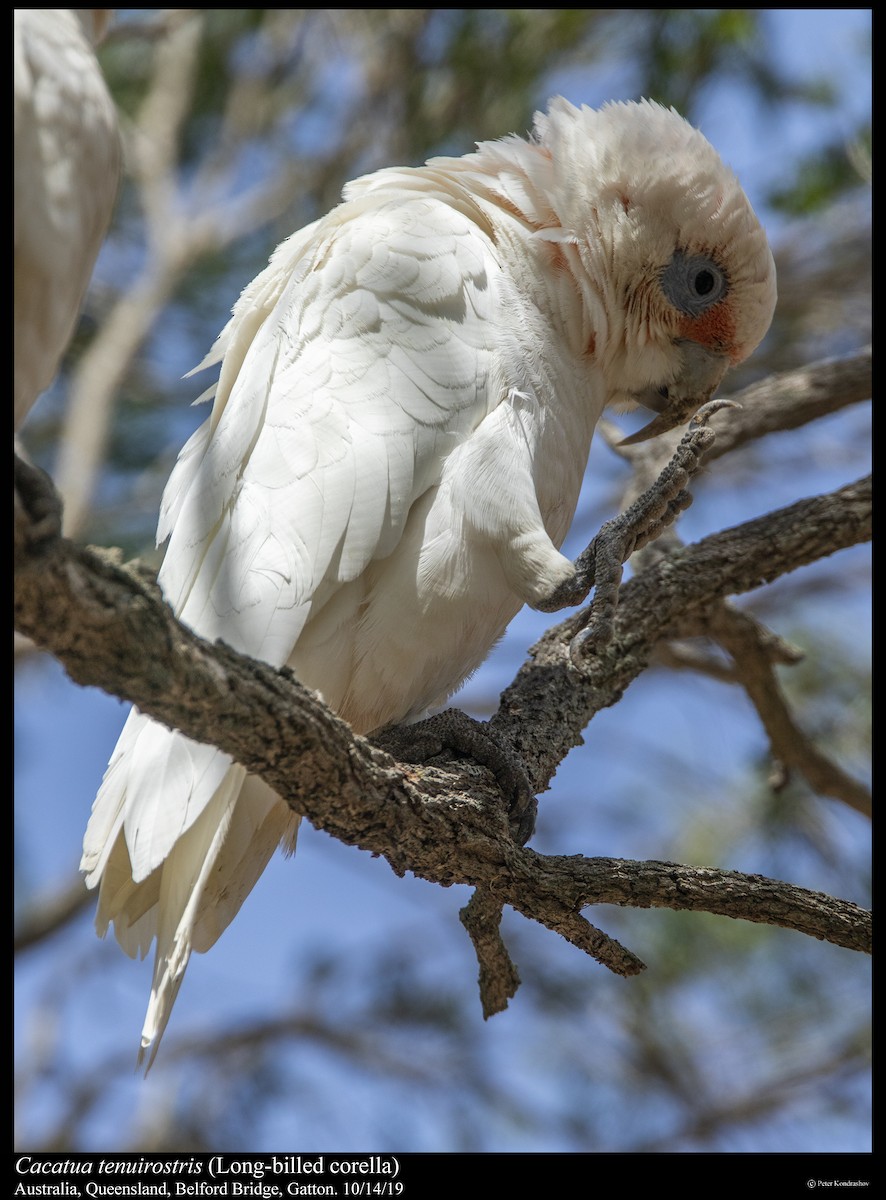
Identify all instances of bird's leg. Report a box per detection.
[372,709,537,845]
[535,400,736,663]
[14,452,63,550]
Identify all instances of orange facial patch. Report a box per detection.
[678,301,736,357]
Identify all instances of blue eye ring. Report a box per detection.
[660,251,728,317]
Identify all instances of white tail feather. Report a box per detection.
[85,721,298,1070]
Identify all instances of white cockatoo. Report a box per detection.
[82,97,776,1067]
[14,8,120,430]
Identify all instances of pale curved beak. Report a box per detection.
[621,340,729,445]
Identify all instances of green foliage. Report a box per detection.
[621,9,835,116]
[769,124,872,215]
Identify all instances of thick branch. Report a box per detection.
[14,467,871,967]
[491,475,871,793]
[514,854,871,955]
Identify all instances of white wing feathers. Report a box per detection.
[14,9,119,428]
[82,192,511,1065]
[158,197,497,661]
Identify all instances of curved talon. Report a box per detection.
[569,629,591,668]
[689,397,741,431]
[14,454,63,549]
[568,623,610,671]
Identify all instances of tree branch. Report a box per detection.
[703,345,871,460]
[699,604,871,817]
[14,461,872,984]
[13,877,93,953]
[490,475,871,792]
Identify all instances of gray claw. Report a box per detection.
[689,398,741,431]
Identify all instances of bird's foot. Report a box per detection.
[372,710,537,845]
[539,399,737,666]
[14,453,63,552]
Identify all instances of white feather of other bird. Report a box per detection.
[81,97,777,1068]
[14,8,120,430]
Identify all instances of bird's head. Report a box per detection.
[528,97,777,441]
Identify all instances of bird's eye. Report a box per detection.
[694,270,715,296]
[660,251,728,317]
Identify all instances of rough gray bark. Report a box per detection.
[13,352,872,1011]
